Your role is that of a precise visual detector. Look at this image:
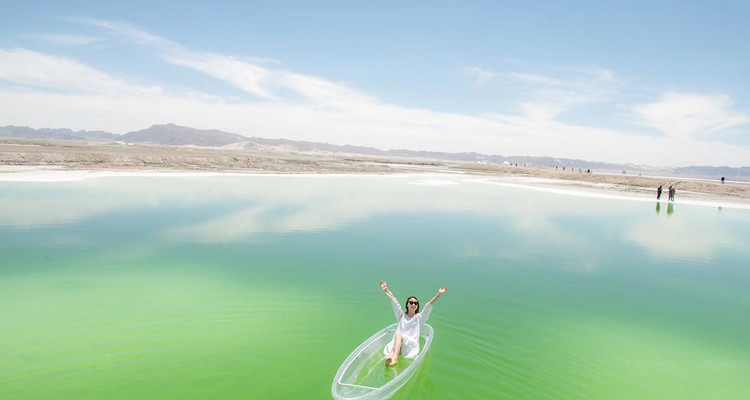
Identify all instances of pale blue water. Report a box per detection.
[1,174,749,399]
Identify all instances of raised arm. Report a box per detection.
[428,286,447,305]
[380,280,397,301]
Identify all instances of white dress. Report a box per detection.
[383,298,432,359]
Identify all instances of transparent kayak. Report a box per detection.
[331,323,434,400]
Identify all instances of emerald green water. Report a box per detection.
[1,174,749,399]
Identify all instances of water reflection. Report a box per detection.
[0,175,744,261]
[655,201,675,216]
[626,206,741,259]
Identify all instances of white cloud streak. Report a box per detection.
[634,92,750,140]
[164,52,277,100]
[36,33,103,45]
[78,18,181,51]
[473,65,625,120]
[465,66,497,85]
[0,48,160,95]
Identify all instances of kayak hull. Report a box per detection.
[332,323,433,400]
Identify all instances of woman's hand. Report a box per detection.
[380,280,396,301]
[429,286,447,305]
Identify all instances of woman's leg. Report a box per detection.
[386,334,403,366]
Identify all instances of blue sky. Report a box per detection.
[1,0,749,167]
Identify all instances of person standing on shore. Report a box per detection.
[668,185,675,202]
[657,185,663,200]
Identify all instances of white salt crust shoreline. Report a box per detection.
[473,178,750,210]
[1,168,749,210]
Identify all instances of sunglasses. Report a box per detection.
[408,301,419,306]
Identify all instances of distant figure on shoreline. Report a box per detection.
[721,176,725,184]
[657,185,663,200]
[668,185,675,202]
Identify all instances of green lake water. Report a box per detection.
[1,174,749,399]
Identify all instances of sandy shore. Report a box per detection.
[450,163,750,206]
[2,138,749,207]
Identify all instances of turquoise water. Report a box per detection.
[1,174,749,399]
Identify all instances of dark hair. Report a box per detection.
[405,296,420,314]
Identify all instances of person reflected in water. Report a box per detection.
[656,202,661,214]
[379,280,447,367]
[667,202,674,215]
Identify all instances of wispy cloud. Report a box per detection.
[75,18,181,51]
[35,33,103,46]
[0,48,160,95]
[633,92,749,141]
[467,65,624,120]
[165,52,278,100]
[75,18,382,112]
[465,66,497,85]
[163,51,379,110]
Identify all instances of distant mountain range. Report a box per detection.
[0,124,248,146]
[2,124,748,180]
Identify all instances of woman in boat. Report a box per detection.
[379,280,447,366]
